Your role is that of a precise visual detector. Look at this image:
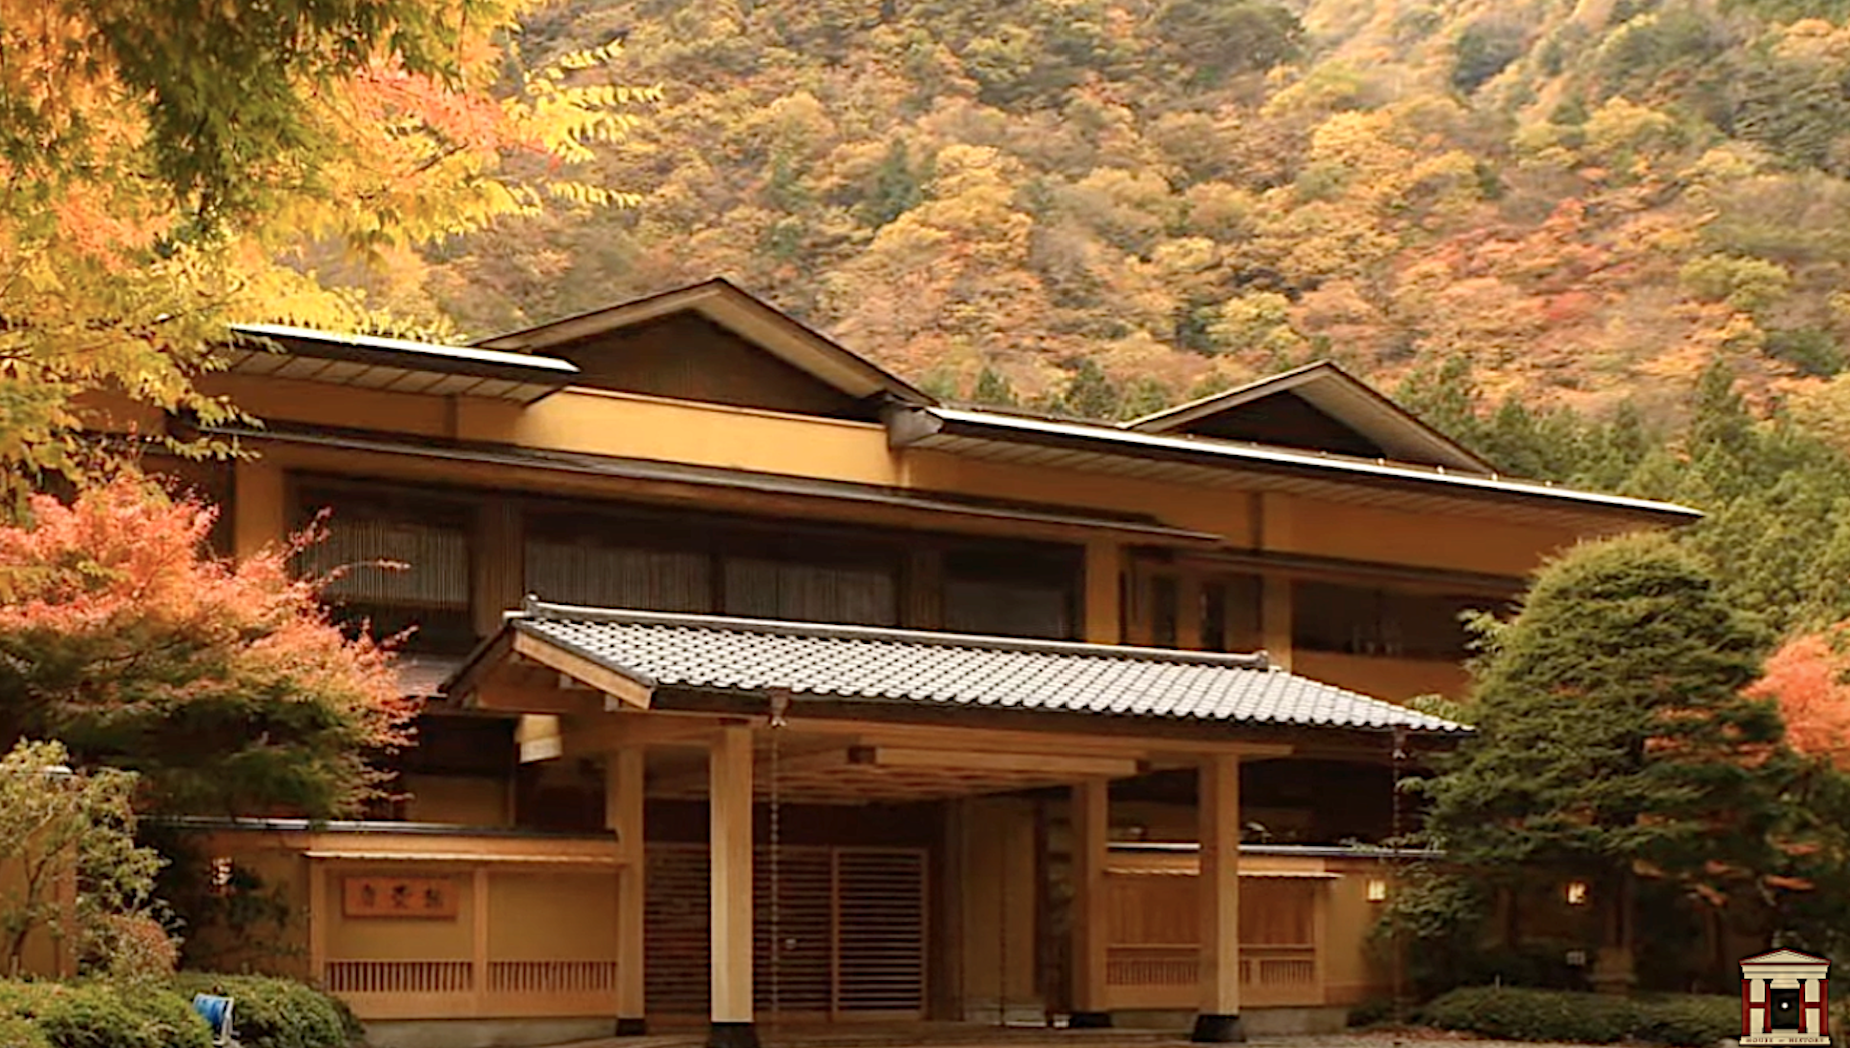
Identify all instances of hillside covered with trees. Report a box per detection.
[376,0,1850,426]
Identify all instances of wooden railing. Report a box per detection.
[488,959,621,994]
[1101,943,1322,1010]
[327,959,622,1019]
[325,959,473,995]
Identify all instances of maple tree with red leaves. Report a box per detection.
[1746,626,1850,771]
[0,475,413,819]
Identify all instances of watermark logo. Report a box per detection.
[1741,948,1830,1046]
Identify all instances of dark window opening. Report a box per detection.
[942,547,1078,641]
[1149,575,1179,648]
[1292,580,1500,661]
[1202,574,1263,653]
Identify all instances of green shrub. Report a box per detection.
[0,980,210,1048]
[170,973,360,1048]
[1422,986,1638,1043]
[1634,994,1741,1047]
[0,1015,51,1048]
[1423,986,1740,1045]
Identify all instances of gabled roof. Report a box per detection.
[227,324,579,404]
[472,278,936,407]
[1740,948,1830,966]
[448,600,1470,735]
[1125,361,1494,473]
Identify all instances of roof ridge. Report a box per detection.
[520,598,1274,669]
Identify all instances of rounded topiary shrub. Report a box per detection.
[170,974,360,1048]
[0,980,210,1048]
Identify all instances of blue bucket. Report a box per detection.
[191,994,235,1044]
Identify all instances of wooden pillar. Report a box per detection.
[472,498,523,637]
[307,858,328,987]
[231,457,285,561]
[1260,576,1293,672]
[1194,754,1244,1043]
[472,866,491,1014]
[1070,779,1112,1026]
[1084,541,1122,644]
[607,749,648,1036]
[708,727,758,1048]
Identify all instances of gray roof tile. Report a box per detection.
[511,602,1468,734]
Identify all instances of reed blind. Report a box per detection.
[722,557,898,627]
[524,539,713,613]
[301,517,470,609]
[943,578,1071,639]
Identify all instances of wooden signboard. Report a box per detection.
[342,876,460,919]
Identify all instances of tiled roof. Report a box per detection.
[506,601,1468,734]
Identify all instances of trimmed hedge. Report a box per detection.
[1422,986,1739,1046]
[0,980,211,1048]
[170,974,362,1048]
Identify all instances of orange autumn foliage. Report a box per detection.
[1744,626,1850,771]
[0,475,413,817]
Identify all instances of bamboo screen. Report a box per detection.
[943,579,1071,639]
[302,516,470,610]
[723,558,898,627]
[524,539,713,613]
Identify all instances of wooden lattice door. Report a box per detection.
[644,843,927,1020]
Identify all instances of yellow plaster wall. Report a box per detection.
[1322,858,1394,1004]
[191,835,312,980]
[1291,652,1471,703]
[482,390,899,485]
[1278,499,1579,577]
[325,868,475,960]
[486,872,619,960]
[402,775,512,827]
[958,797,1040,1011]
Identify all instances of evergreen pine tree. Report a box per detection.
[971,366,1019,407]
[1057,360,1123,420]
[1423,533,1787,987]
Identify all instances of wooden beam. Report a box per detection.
[709,726,755,1029]
[511,631,653,709]
[470,682,599,715]
[516,714,563,763]
[1195,753,1242,1040]
[859,746,1139,780]
[1072,779,1111,1020]
[607,749,647,1028]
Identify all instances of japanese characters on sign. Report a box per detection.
[342,876,460,919]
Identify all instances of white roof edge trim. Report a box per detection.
[232,323,581,374]
[918,407,1702,519]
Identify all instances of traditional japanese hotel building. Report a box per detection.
[151,280,1696,1048]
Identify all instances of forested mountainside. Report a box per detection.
[343,0,1850,637]
[399,0,1850,425]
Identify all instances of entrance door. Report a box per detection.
[644,843,928,1020]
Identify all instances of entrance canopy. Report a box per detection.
[444,600,1466,803]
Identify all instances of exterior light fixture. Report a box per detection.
[1565,880,1590,905]
[1366,878,1388,902]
